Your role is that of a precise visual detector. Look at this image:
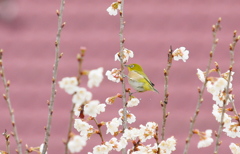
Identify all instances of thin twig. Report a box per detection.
[93,118,104,143]
[2,129,10,154]
[119,0,128,131]
[118,1,128,154]
[213,32,239,154]
[161,47,173,142]
[154,126,161,154]
[0,49,22,154]
[64,103,75,154]
[42,0,66,153]
[183,17,221,154]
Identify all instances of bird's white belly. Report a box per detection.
[128,78,145,92]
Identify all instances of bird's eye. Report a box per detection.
[130,65,134,68]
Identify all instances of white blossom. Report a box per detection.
[105,68,121,83]
[127,97,140,107]
[123,128,140,140]
[105,95,118,105]
[73,103,81,117]
[115,48,134,63]
[84,100,106,117]
[212,92,232,107]
[197,129,214,148]
[139,122,158,142]
[59,77,78,94]
[106,118,122,135]
[87,67,104,88]
[206,77,227,96]
[72,87,92,105]
[106,2,121,16]
[108,137,127,152]
[223,122,240,138]
[92,144,112,154]
[159,136,177,154]
[130,144,158,154]
[67,135,87,153]
[229,143,240,154]
[118,109,136,124]
[127,113,136,124]
[212,104,231,127]
[196,69,205,83]
[118,108,124,116]
[222,70,235,83]
[74,119,94,138]
[172,47,189,62]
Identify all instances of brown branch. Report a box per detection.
[2,129,10,154]
[161,47,173,141]
[214,31,239,154]
[0,49,22,154]
[42,0,66,153]
[183,17,221,154]
[93,118,104,143]
[119,0,128,131]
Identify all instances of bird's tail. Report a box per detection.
[153,87,159,93]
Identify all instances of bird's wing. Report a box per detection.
[144,76,155,87]
[137,71,155,87]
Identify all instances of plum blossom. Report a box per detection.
[127,97,140,107]
[92,144,112,154]
[206,77,228,95]
[74,119,94,138]
[196,69,206,83]
[172,47,189,62]
[115,48,134,63]
[196,129,214,148]
[87,67,104,88]
[59,77,78,94]
[229,143,240,154]
[84,100,106,117]
[67,135,87,153]
[106,2,121,16]
[106,118,122,135]
[158,136,177,154]
[223,122,240,138]
[139,122,158,142]
[212,104,231,127]
[72,87,92,105]
[106,68,121,83]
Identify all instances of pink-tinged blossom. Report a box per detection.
[114,48,134,63]
[106,68,121,83]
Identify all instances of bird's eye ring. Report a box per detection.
[130,65,134,68]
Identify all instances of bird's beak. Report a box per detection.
[124,65,129,67]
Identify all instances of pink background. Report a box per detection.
[1,0,240,153]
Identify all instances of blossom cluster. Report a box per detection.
[197,68,240,152]
[58,67,105,153]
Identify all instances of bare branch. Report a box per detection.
[0,49,23,154]
[42,0,66,153]
[183,17,221,154]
